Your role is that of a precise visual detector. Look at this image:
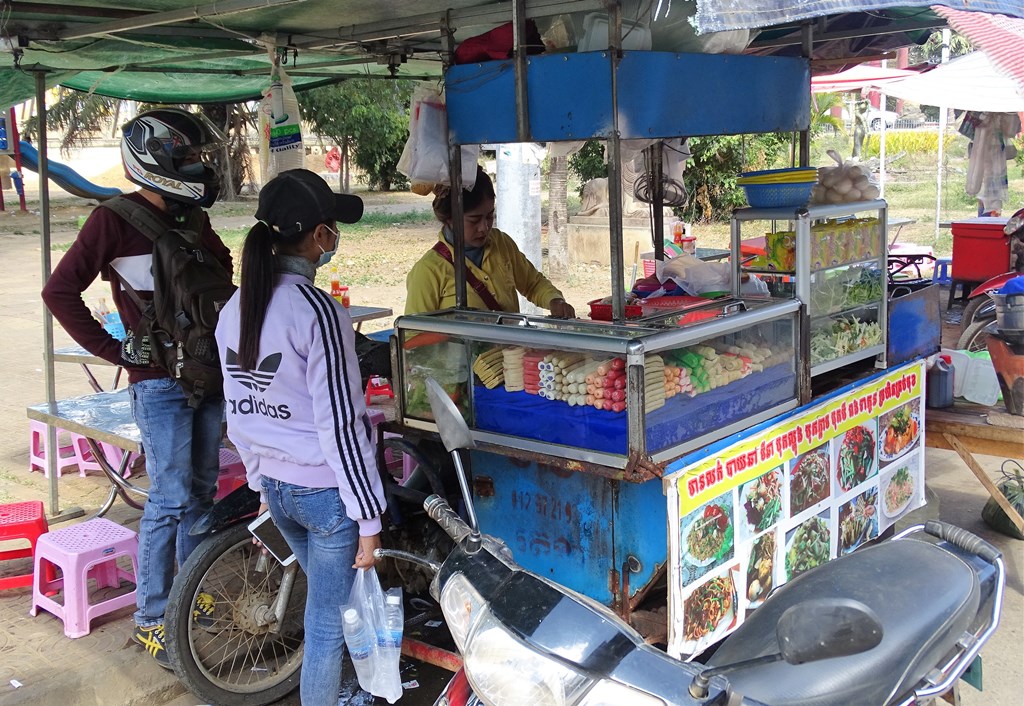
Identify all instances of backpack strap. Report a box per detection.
[98,196,205,244]
[431,241,503,311]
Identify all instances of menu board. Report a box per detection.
[664,361,926,659]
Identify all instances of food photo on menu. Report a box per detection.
[878,399,922,465]
[679,493,736,584]
[743,528,778,610]
[680,563,740,656]
[788,445,831,515]
[838,488,879,555]
[785,510,832,581]
[738,466,784,543]
[834,420,877,493]
[878,452,923,530]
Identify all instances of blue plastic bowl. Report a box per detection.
[742,181,815,208]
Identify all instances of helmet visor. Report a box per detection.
[168,111,228,159]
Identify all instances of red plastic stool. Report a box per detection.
[215,448,248,500]
[365,375,394,405]
[0,501,54,591]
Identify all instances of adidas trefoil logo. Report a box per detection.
[225,349,282,392]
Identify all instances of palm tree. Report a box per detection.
[810,92,846,137]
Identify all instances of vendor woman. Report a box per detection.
[405,165,576,318]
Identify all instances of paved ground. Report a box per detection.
[0,192,1021,706]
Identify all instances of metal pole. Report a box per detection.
[934,28,950,242]
[798,23,812,166]
[607,1,625,321]
[651,143,665,262]
[441,13,467,309]
[36,73,84,523]
[511,0,531,142]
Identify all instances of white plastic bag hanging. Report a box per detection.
[397,84,478,191]
[258,58,305,182]
[343,568,403,703]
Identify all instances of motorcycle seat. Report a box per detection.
[707,536,981,706]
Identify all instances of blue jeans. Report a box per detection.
[129,377,222,627]
[263,478,359,706]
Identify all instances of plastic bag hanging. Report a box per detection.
[259,50,305,182]
[397,83,479,192]
[343,567,403,703]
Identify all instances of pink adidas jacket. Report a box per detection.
[216,272,386,536]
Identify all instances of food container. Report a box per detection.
[951,217,1010,281]
[588,298,643,320]
[989,291,1024,333]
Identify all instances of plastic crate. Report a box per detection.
[951,217,1010,282]
[588,299,643,320]
[742,181,815,208]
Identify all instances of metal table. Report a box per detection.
[348,305,393,331]
[54,344,122,393]
[27,390,145,518]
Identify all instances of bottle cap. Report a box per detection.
[343,608,358,623]
[940,354,951,364]
[386,594,401,606]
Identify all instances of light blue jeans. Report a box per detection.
[263,478,360,706]
[130,377,222,627]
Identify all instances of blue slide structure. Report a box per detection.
[17,141,121,201]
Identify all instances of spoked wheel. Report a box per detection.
[165,522,306,706]
[957,319,997,353]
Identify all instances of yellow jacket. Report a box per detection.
[405,228,564,315]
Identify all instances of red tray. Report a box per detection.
[588,298,643,320]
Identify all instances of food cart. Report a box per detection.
[388,5,935,659]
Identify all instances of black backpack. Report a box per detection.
[100,196,236,408]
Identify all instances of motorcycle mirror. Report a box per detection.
[425,377,482,550]
[425,378,476,453]
[776,598,883,665]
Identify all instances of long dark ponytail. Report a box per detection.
[237,221,275,371]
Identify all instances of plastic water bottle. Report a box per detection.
[384,593,403,650]
[342,609,374,686]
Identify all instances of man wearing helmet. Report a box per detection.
[42,108,233,668]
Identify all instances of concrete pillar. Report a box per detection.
[496,143,545,314]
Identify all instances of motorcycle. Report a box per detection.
[381,379,1005,706]
[957,207,1024,352]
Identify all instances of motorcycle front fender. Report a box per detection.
[188,484,260,536]
[968,272,1018,299]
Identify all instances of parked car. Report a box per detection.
[841,108,924,130]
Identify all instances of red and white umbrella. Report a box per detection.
[811,64,919,93]
[933,6,1024,98]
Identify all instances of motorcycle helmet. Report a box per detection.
[121,108,227,208]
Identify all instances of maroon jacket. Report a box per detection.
[41,191,233,384]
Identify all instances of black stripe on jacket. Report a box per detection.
[297,285,382,518]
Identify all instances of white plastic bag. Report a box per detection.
[258,62,305,183]
[344,568,403,703]
[397,84,478,190]
[811,149,879,205]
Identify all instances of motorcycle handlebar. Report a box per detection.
[925,520,1001,563]
[425,495,473,543]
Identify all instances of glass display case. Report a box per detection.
[730,200,888,378]
[394,298,800,471]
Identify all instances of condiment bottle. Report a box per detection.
[339,286,350,308]
[926,354,954,409]
[672,220,684,245]
[330,269,346,306]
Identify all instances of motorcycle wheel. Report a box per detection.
[165,522,306,706]
[957,319,995,353]
[959,296,989,334]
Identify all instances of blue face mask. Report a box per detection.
[179,161,206,177]
[317,226,340,268]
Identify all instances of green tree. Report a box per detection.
[681,133,789,223]
[810,92,846,137]
[299,79,415,191]
[568,140,607,194]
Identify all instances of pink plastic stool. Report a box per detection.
[28,420,79,477]
[30,518,138,638]
[0,501,55,591]
[70,434,136,479]
[215,448,247,500]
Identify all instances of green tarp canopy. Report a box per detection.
[2,0,1023,109]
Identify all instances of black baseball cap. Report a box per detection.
[255,168,363,237]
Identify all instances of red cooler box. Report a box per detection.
[951,217,1010,281]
